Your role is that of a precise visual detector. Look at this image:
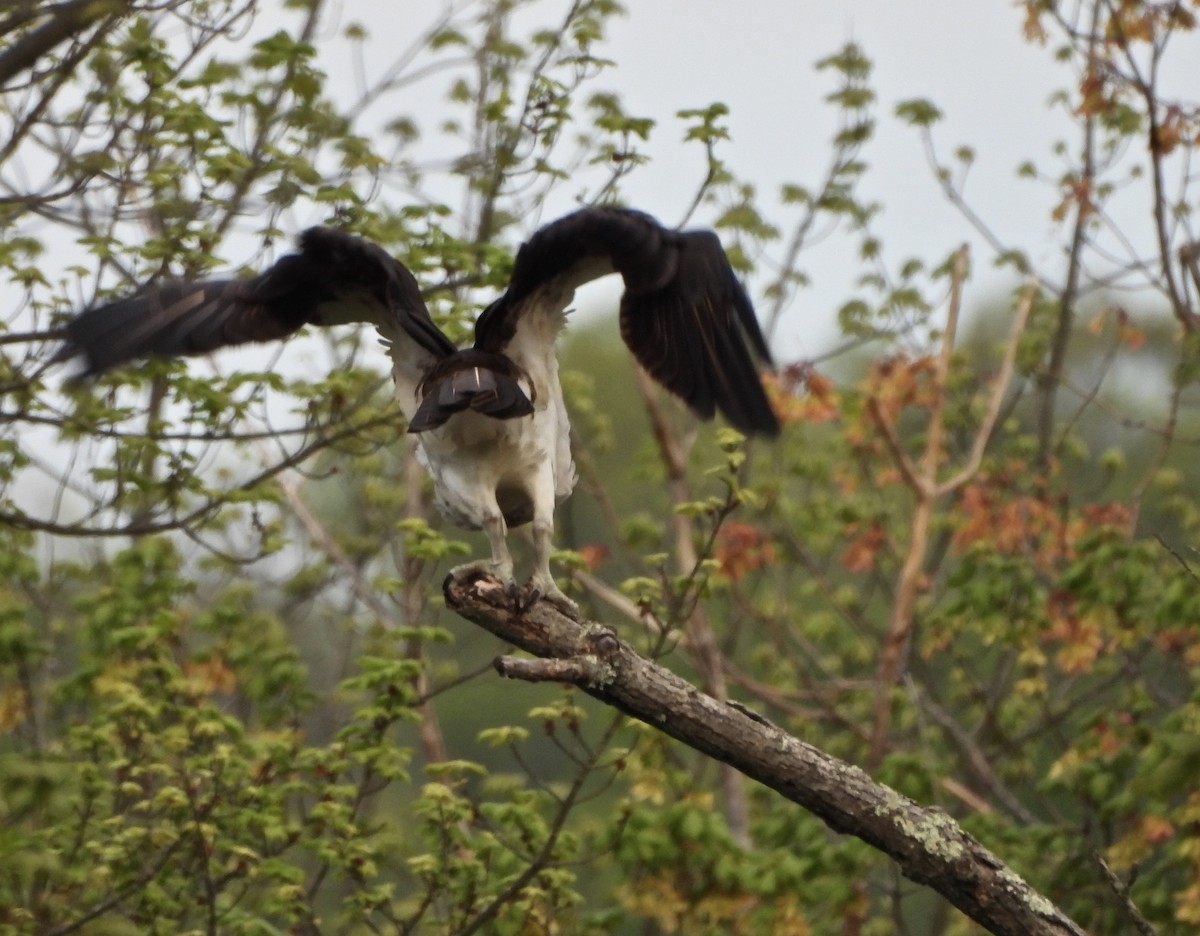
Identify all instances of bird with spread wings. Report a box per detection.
[61,206,780,609]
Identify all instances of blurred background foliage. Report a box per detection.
[2,0,1200,933]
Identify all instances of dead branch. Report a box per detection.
[0,0,133,87]
[444,570,1089,936]
[1093,852,1158,936]
[868,266,1036,764]
[939,280,1037,494]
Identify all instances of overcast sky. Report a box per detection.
[328,0,1197,361]
[237,0,1197,363]
[596,1,1077,357]
[43,0,1200,364]
[600,2,1198,358]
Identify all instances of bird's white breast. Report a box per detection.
[414,401,575,530]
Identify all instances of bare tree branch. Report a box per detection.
[444,571,1089,936]
[1094,851,1159,936]
[0,0,134,87]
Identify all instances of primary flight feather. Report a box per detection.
[61,206,780,608]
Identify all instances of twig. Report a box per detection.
[0,0,131,87]
[0,327,65,346]
[1154,533,1200,586]
[939,279,1037,494]
[867,396,927,496]
[1037,5,1100,469]
[1094,851,1158,936]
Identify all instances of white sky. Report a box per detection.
[14,0,1200,548]
[17,0,1200,372]
[596,1,1075,357]
[322,0,1200,364]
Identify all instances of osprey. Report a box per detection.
[61,207,780,607]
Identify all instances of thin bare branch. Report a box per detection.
[939,279,1038,494]
[0,0,133,87]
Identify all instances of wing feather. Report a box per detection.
[60,228,456,378]
[622,230,779,434]
[476,207,779,436]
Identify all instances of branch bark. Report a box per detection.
[0,0,133,87]
[444,570,1089,936]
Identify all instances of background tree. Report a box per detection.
[1,1,1199,934]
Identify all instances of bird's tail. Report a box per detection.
[407,352,535,433]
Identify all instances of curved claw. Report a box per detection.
[527,573,579,617]
[515,586,540,615]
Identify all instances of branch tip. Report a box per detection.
[494,654,601,684]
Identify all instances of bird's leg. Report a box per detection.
[481,512,515,587]
[450,508,516,595]
[527,470,578,615]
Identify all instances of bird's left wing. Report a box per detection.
[474,206,780,436]
[59,227,457,383]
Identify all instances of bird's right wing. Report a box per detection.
[474,207,780,436]
[59,228,457,388]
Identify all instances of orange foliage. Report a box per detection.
[1153,112,1183,155]
[1020,1,1049,43]
[184,656,237,696]
[1107,813,1177,871]
[874,466,903,488]
[768,364,840,425]
[1077,68,1109,117]
[952,479,1065,562]
[577,543,609,571]
[1157,626,1199,658]
[715,522,778,582]
[833,464,860,497]
[1044,598,1106,674]
[0,686,27,733]
[1108,5,1155,42]
[1142,814,1176,845]
[841,521,887,573]
[1080,501,1134,530]
[1053,177,1095,222]
[955,470,1144,677]
[952,468,1133,569]
[845,354,937,455]
[1089,714,1128,756]
[866,354,936,422]
[1088,305,1145,349]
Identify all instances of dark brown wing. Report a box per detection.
[474,206,779,436]
[619,229,778,435]
[60,227,456,377]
